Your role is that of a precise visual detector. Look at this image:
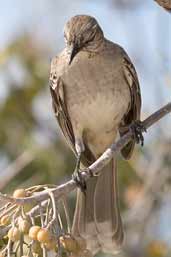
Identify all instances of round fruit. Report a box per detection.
[32,241,42,255]
[28,226,41,240]
[8,227,21,242]
[147,241,167,257]
[18,218,31,234]
[44,239,57,250]
[13,189,26,198]
[0,215,10,226]
[37,228,51,243]
[60,235,79,253]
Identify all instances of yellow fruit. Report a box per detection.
[37,228,51,243]
[60,235,79,253]
[13,189,26,198]
[0,215,10,226]
[18,218,31,234]
[8,227,21,242]
[32,241,42,255]
[147,241,167,257]
[28,226,41,240]
[44,239,57,250]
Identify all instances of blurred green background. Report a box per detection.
[0,1,171,256]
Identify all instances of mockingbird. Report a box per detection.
[49,15,142,255]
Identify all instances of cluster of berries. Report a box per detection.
[0,188,92,257]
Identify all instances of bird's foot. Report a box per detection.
[129,120,147,146]
[87,168,99,177]
[72,169,87,192]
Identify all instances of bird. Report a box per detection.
[49,15,142,255]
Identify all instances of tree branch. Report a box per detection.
[154,0,171,10]
[0,102,171,206]
[0,150,36,190]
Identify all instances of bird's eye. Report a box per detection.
[84,37,93,46]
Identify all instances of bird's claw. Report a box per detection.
[130,121,146,146]
[72,170,87,193]
[87,168,99,177]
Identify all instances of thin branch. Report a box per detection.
[0,150,36,190]
[0,102,171,206]
[154,0,171,10]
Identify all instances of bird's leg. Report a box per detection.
[129,120,147,146]
[72,138,87,192]
[75,152,82,174]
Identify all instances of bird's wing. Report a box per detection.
[49,57,76,154]
[119,55,142,159]
[49,56,95,165]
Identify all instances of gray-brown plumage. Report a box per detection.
[49,15,141,255]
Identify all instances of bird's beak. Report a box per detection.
[69,43,79,65]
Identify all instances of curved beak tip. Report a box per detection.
[69,45,78,65]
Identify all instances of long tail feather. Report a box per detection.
[72,158,123,254]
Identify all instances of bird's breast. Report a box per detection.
[61,50,131,155]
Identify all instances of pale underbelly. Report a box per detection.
[68,91,130,156]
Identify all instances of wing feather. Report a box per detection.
[49,62,76,154]
[119,55,142,159]
[49,57,95,165]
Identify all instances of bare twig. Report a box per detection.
[62,197,71,233]
[46,190,57,229]
[154,0,171,10]
[0,150,36,190]
[0,102,170,206]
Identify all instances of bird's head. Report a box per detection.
[64,15,104,64]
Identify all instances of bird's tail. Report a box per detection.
[72,158,124,255]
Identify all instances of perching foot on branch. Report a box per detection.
[130,120,147,146]
[72,171,87,192]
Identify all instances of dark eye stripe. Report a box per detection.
[84,31,96,45]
